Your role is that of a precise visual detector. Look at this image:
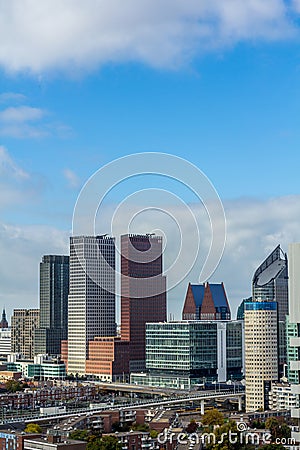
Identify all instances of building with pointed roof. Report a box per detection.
[0,308,8,329]
[182,282,231,321]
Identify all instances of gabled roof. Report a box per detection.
[208,283,229,309]
[190,284,205,308]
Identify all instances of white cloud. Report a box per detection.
[0,103,71,139]
[63,168,81,188]
[0,106,45,122]
[0,0,298,74]
[0,92,27,103]
[0,146,29,180]
[0,146,41,209]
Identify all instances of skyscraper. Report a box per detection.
[34,255,69,356]
[245,301,278,412]
[245,245,288,412]
[11,309,39,359]
[121,234,167,372]
[67,235,116,375]
[287,243,300,443]
[252,245,288,375]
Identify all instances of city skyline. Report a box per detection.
[1,2,300,318]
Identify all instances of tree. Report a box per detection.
[5,380,23,393]
[87,435,121,450]
[205,420,255,450]
[202,408,224,427]
[69,430,90,441]
[150,429,158,438]
[265,417,291,442]
[186,419,198,434]
[131,423,150,432]
[24,423,42,434]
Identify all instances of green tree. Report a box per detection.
[24,423,42,434]
[265,417,291,442]
[202,408,224,427]
[206,420,255,450]
[150,429,158,438]
[87,435,121,450]
[131,422,150,432]
[69,430,90,441]
[5,380,23,393]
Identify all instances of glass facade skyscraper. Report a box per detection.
[34,255,69,356]
[252,245,288,374]
[67,235,116,375]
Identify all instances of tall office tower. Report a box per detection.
[11,309,39,359]
[121,234,167,372]
[182,282,231,320]
[287,243,300,443]
[252,245,288,374]
[34,255,69,356]
[67,235,116,375]
[244,246,288,412]
[0,308,8,329]
[245,301,278,412]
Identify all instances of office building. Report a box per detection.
[252,244,288,373]
[11,309,39,359]
[287,243,300,443]
[268,382,299,411]
[67,235,116,375]
[286,315,299,384]
[182,282,231,320]
[121,234,167,372]
[85,336,129,382]
[245,245,288,412]
[0,328,11,356]
[131,320,244,389]
[7,353,66,380]
[245,301,278,412]
[34,255,69,356]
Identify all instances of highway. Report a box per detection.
[0,389,244,425]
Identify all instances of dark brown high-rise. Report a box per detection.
[121,234,167,372]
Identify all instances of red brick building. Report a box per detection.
[182,282,231,321]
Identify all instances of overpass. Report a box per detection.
[0,389,244,425]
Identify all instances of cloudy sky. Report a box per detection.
[1,0,300,321]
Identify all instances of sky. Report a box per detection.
[1,0,300,321]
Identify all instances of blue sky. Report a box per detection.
[1,0,300,320]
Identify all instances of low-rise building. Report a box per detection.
[131,320,244,389]
[24,432,86,450]
[269,382,299,411]
[7,354,66,380]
